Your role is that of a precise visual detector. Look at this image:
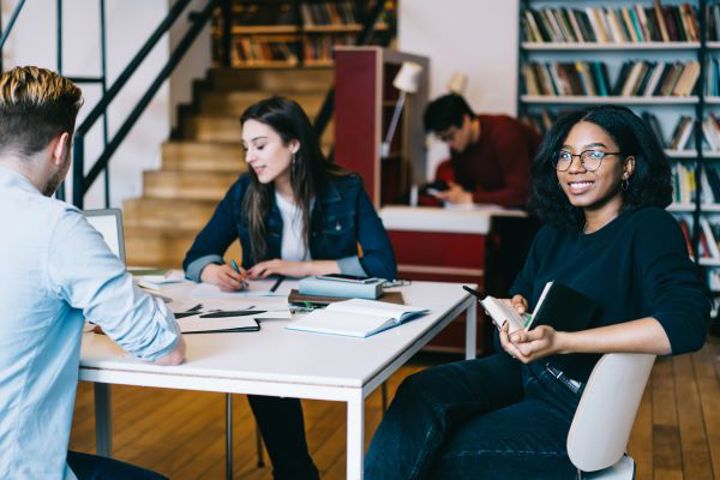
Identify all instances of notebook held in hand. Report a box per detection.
[472,281,601,333]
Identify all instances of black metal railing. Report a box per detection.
[72,0,220,208]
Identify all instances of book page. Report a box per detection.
[326,298,427,320]
[480,296,527,333]
[287,309,392,338]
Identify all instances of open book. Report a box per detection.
[286,298,429,338]
[481,281,600,334]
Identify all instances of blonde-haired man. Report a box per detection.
[0,66,185,479]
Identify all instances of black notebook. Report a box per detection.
[526,281,601,332]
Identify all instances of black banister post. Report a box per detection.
[100,0,110,208]
[72,135,85,208]
[56,0,66,201]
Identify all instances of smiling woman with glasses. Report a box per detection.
[364,105,709,480]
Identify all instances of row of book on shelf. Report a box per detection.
[300,1,358,26]
[521,109,720,153]
[231,39,298,65]
[671,161,720,206]
[522,2,699,44]
[523,60,700,97]
[230,35,354,65]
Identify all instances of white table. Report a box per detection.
[79,281,476,479]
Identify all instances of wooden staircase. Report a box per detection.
[123,67,333,268]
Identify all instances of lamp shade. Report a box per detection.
[392,61,423,93]
[446,71,468,95]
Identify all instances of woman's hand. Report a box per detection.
[247,259,312,279]
[500,294,529,316]
[200,263,247,291]
[499,322,565,363]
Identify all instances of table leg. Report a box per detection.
[465,302,477,360]
[226,393,234,480]
[94,383,112,457]
[346,393,365,480]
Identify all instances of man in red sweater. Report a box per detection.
[424,94,540,208]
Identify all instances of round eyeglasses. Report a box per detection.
[553,149,621,172]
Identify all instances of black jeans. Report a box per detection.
[248,395,319,480]
[364,353,581,479]
[66,451,167,480]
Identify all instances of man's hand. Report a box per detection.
[432,181,473,204]
[200,263,247,291]
[153,335,186,366]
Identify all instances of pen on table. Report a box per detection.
[270,275,285,293]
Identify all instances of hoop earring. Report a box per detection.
[621,178,629,191]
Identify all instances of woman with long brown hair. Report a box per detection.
[183,96,396,479]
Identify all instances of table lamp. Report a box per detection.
[447,71,468,95]
[381,61,423,158]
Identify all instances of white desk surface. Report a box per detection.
[379,205,526,234]
[79,281,472,393]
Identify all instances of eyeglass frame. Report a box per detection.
[552,149,622,172]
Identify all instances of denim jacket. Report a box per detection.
[183,173,397,281]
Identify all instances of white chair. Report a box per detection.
[566,353,656,479]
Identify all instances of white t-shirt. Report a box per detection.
[275,191,312,261]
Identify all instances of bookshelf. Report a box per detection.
[211,1,396,69]
[518,0,720,307]
[333,46,429,206]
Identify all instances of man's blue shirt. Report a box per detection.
[0,165,180,479]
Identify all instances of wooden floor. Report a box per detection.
[69,337,720,479]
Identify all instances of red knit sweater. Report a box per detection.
[435,114,540,208]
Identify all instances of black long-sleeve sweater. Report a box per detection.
[510,206,710,382]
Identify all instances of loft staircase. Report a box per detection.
[123,67,333,268]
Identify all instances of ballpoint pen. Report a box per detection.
[230,259,248,288]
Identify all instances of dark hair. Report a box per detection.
[529,105,672,230]
[0,66,82,156]
[423,93,474,133]
[239,96,345,262]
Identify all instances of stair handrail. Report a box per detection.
[72,0,220,208]
[313,1,393,138]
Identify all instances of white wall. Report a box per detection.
[398,0,520,178]
[3,0,210,208]
[169,0,213,130]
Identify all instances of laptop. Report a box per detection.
[82,208,126,263]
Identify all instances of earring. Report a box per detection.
[621,178,629,191]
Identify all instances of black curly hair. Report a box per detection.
[528,105,672,231]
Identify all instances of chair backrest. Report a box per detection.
[567,352,656,472]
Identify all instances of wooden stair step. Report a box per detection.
[209,67,332,93]
[123,198,218,230]
[183,115,242,143]
[125,226,242,269]
[199,91,325,116]
[143,170,239,201]
[184,114,334,144]
[162,141,246,171]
